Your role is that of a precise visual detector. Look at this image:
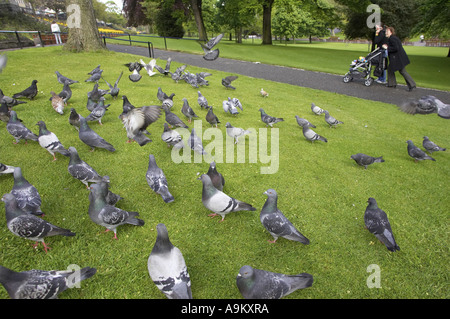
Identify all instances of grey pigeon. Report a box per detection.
[199,33,223,61]
[6,111,38,144]
[1,193,75,252]
[260,189,310,244]
[164,107,189,129]
[0,163,16,175]
[0,88,27,108]
[78,117,115,152]
[183,71,199,88]
[157,87,175,103]
[12,80,38,100]
[232,98,243,111]
[198,174,256,222]
[350,153,385,169]
[225,122,251,144]
[69,108,82,131]
[301,125,327,143]
[55,71,78,85]
[154,57,172,76]
[364,197,400,252]
[86,97,100,112]
[146,154,174,203]
[148,223,192,299]
[311,103,325,115]
[197,91,209,109]
[88,176,123,206]
[88,64,101,75]
[0,54,7,73]
[259,108,284,127]
[189,128,207,155]
[422,136,446,154]
[324,110,343,128]
[124,61,142,72]
[128,69,142,82]
[223,97,239,115]
[398,95,450,119]
[406,140,435,162]
[222,75,238,90]
[121,95,135,113]
[206,161,225,191]
[50,80,72,103]
[236,265,313,299]
[0,101,10,122]
[67,147,105,188]
[88,183,144,240]
[50,91,65,115]
[103,71,123,99]
[87,83,109,102]
[0,265,96,299]
[196,72,212,86]
[36,121,70,161]
[85,69,103,82]
[181,98,198,123]
[10,167,43,216]
[170,64,187,83]
[140,58,157,77]
[161,123,182,147]
[86,101,109,125]
[206,106,220,127]
[295,115,316,128]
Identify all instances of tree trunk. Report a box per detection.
[262,0,274,45]
[191,0,207,41]
[64,0,105,52]
[448,46,449,57]
[235,27,242,43]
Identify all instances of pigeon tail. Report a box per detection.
[288,273,314,290]
[237,201,256,212]
[125,212,145,226]
[161,191,175,204]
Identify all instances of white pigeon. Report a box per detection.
[140,58,157,77]
[223,97,239,115]
[36,121,70,161]
[311,103,325,115]
[161,123,182,147]
[225,122,251,144]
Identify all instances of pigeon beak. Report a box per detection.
[263,191,268,195]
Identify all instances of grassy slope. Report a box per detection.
[0,46,448,299]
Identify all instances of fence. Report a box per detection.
[100,32,154,58]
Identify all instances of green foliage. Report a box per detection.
[155,1,185,38]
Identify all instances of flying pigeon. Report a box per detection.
[222,75,238,90]
[69,108,82,131]
[225,122,251,144]
[86,101,109,125]
[85,69,103,83]
[163,107,188,129]
[197,91,209,109]
[10,167,43,216]
[36,121,70,161]
[6,111,38,144]
[364,197,400,252]
[129,69,142,82]
[259,108,284,127]
[50,91,66,115]
[154,57,172,76]
[88,183,144,239]
[124,62,142,72]
[206,161,225,191]
[147,223,192,299]
[223,97,239,115]
[295,115,316,128]
[198,174,256,222]
[324,110,344,128]
[88,64,101,75]
[236,265,313,299]
[311,103,325,115]
[0,163,16,175]
[1,193,75,253]
[189,128,207,155]
[181,98,198,123]
[0,54,7,73]
[67,147,105,189]
[12,80,38,100]
[260,88,269,97]
[206,106,220,127]
[198,33,223,61]
[103,71,123,99]
[398,95,450,119]
[301,125,327,143]
[170,64,187,83]
[78,117,115,152]
[161,123,182,147]
[0,265,96,299]
[406,140,435,162]
[140,59,157,77]
[260,189,310,244]
[350,153,385,169]
[146,154,174,203]
[0,88,27,108]
[55,71,78,85]
[422,136,446,154]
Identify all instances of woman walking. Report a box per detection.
[382,27,416,91]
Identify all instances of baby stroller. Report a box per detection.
[343,48,385,86]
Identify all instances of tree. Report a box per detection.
[64,0,105,52]
[261,0,274,44]
[123,0,151,27]
[155,0,185,38]
[216,0,258,43]
[190,0,208,40]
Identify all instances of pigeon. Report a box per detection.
[223,98,239,115]
[236,265,313,299]
[222,75,238,90]
[259,108,284,127]
[189,128,207,155]
[0,88,27,107]
[350,153,385,169]
[207,161,225,191]
[0,163,16,175]
[198,33,223,61]
[157,87,175,104]
[89,176,123,207]
[50,91,66,115]
[85,101,109,125]
[124,61,142,72]
[6,111,38,144]
[181,98,198,123]
[0,54,7,73]
[197,91,209,109]
[85,69,103,82]
[260,189,310,244]
[140,58,157,77]
[12,80,38,100]
[231,98,243,111]
[147,223,192,299]
[406,140,435,162]
[1,193,75,252]
[88,183,144,240]
[121,95,135,113]
[295,115,316,128]
[164,107,189,129]
[398,95,450,119]
[78,117,115,152]
[129,69,142,82]
[260,88,269,97]
[154,57,172,76]
[103,71,123,99]
[170,64,187,83]
[87,83,109,102]
[86,97,99,112]
[36,121,70,161]
[364,197,400,252]
[50,80,72,103]
[0,265,96,299]
[67,147,105,188]
[324,110,344,128]
[161,123,182,147]
[198,174,256,222]
[10,167,43,216]
[206,106,220,127]
[0,101,16,122]
[55,71,78,85]
[69,108,82,131]
[225,122,251,144]
[184,71,200,88]
[422,136,446,154]
[311,103,325,115]
[146,154,174,203]
[301,125,327,143]
[88,64,101,75]
[196,72,212,86]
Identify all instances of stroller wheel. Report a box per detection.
[364,77,374,86]
[343,75,352,83]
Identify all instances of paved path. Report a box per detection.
[106,43,449,106]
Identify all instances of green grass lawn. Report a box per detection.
[0,46,448,299]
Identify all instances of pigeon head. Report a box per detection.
[367,197,378,207]
[225,122,232,128]
[152,223,174,254]
[209,161,216,170]
[237,265,255,281]
[259,108,265,113]
[263,188,277,197]
[1,193,16,204]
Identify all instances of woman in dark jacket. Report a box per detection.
[382,27,416,91]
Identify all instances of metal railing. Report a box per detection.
[0,30,44,49]
[100,32,155,58]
